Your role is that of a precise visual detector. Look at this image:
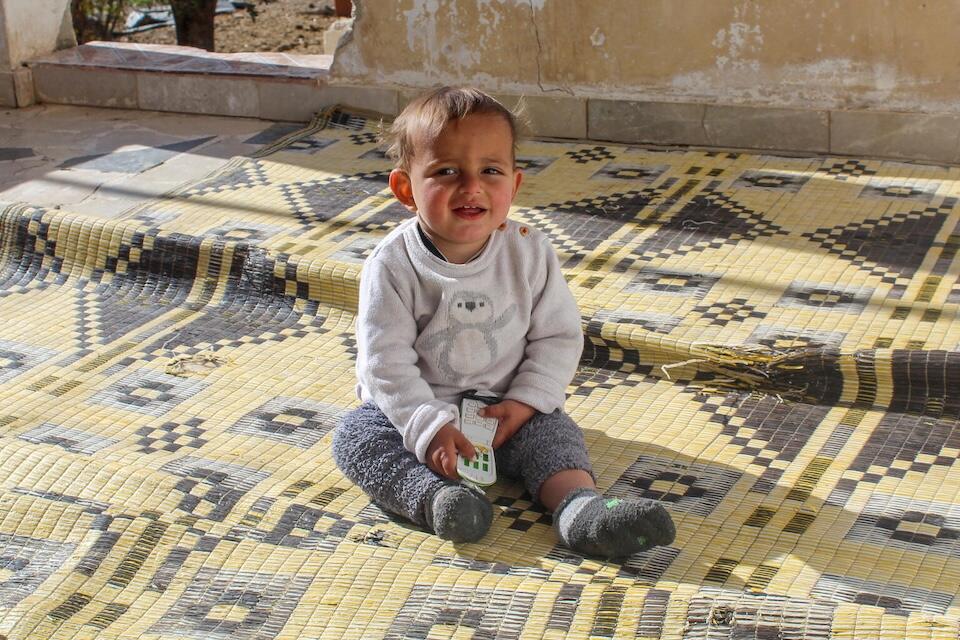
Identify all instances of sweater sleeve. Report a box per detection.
[504,238,584,413]
[356,256,458,462]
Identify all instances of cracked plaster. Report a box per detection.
[330,0,960,115]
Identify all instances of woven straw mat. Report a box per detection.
[0,107,958,639]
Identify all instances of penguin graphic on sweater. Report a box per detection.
[420,291,516,379]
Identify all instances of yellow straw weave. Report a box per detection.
[0,107,957,639]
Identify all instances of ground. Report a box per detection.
[117,0,338,54]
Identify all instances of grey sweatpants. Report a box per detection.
[331,402,593,527]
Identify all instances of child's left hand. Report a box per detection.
[481,400,536,449]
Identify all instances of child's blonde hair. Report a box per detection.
[384,86,520,170]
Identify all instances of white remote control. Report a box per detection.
[457,390,500,487]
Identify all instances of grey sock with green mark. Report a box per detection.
[425,482,492,543]
[553,487,676,558]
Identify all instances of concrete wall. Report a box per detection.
[1,0,74,67]
[333,0,960,115]
[0,0,77,68]
[0,0,74,106]
[0,4,9,71]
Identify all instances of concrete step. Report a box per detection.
[25,41,397,122]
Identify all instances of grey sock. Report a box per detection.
[424,483,492,543]
[554,488,676,558]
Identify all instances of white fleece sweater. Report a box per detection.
[355,217,584,463]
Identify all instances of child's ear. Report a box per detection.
[389,169,417,211]
[512,169,523,198]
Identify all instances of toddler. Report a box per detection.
[332,86,675,558]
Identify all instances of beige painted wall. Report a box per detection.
[0,0,74,106]
[333,0,960,114]
[0,3,10,71]
[0,0,74,70]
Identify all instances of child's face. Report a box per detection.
[389,113,523,264]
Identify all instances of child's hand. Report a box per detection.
[482,400,536,448]
[426,423,476,480]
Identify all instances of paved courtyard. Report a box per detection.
[0,104,287,217]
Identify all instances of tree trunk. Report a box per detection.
[170,0,217,51]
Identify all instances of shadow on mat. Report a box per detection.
[377,428,880,598]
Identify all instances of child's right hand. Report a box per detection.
[426,424,477,480]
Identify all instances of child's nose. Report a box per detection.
[458,173,482,193]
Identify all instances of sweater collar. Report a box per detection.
[415,222,488,264]
[416,222,447,261]
[405,219,503,276]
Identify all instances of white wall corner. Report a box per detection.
[3,0,75,67]
[57,1,77,50]
[329,0,365,81]
[0,0,12,70]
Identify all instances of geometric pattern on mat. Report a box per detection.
[226,502,366,552]
[0,339,59,384]
[775,280,874,314]
[817,159,877,181]
[133,307,330,360]
[625,189,789,264]
[731,169,810,192]
[845,494,960,558]
[622,267,721,299]
[515,187,661,255]
[801,204,952,296]
[89,369,210,417]
[160,457,271,523]
[148,567,314,640]
[134,417,208,454]
[18,422,117,454]
[811,574,955,616]
[0,107,958,638]
[860,177,940,202]
[492,494,554,532]
[606,455,742,516]
[691,393,832,469]
[690,297,766,326]
[0,533,77,608]
[746,324,847,350]
[843,413,960,482]
[228,396,342,448]
[385,585,536,639]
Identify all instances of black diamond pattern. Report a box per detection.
[278,172,390,227]
[691,392,832,468]
[185,161,271,195]
[591,163,667,183]
[733,170,810,193]
[818,160,877,181]
[629,190,788,262]
[692,298,766,326]
[517,187,661,253]
[565,146,616,163]
[801,207,949,287]
[286,137,338,154]
[135,418,208,454]
[349,132,379,145]
[493,495,552,531]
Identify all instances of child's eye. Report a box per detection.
[483,167,504,175]
[435,167,457,176]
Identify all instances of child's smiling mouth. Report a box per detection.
[452,205,487,219]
